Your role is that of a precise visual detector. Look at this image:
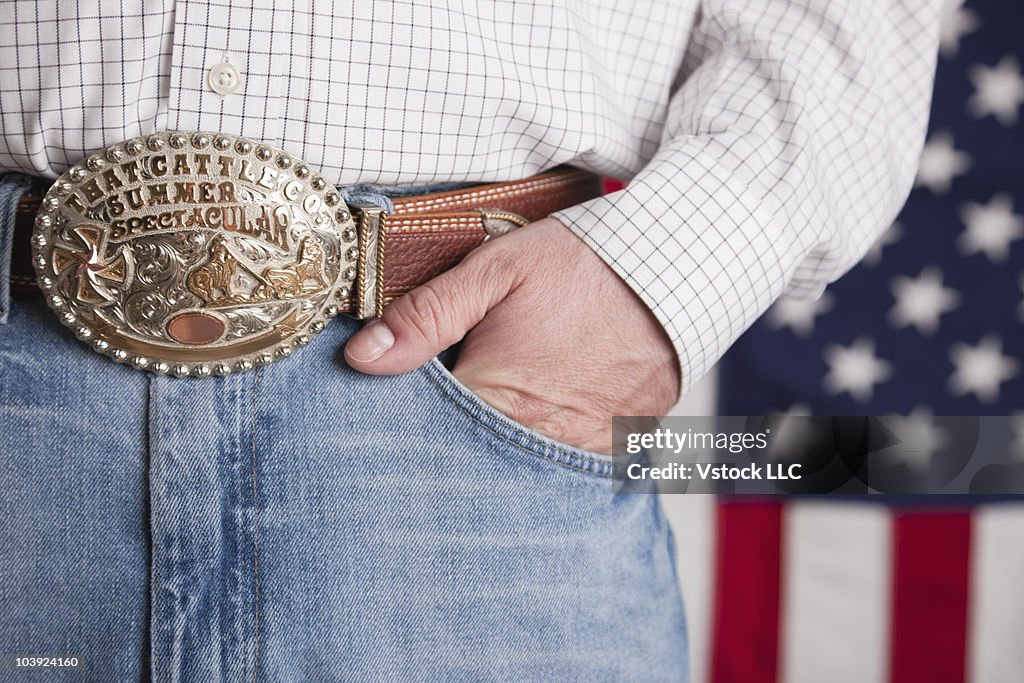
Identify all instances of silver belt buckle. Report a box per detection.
[31,131,359,377]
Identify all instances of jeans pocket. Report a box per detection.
[421,356,613,478]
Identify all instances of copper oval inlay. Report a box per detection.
[166,312,225,345]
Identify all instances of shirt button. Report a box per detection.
[208,62,242,96]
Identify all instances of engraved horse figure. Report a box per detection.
[253,236,328,300]
[187,234,246,305]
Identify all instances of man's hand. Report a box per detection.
[343,217,680,454]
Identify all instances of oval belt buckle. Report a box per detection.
[30,131,359,377]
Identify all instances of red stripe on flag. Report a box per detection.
[710,500,784,683]
[889,511,971,683]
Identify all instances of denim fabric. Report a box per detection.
[337,180,472,213]
[0,303,689,679]
[0,174,686,681]
[0,175,34,324]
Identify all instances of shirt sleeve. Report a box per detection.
[551,0,944,396]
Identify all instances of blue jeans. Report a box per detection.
[0,185,688,682]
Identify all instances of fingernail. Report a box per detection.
[346,319,395,362]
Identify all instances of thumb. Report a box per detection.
[343,252,517,375]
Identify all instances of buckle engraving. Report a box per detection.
[31,131,358,376]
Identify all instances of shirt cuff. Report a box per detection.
[551,138,799,397]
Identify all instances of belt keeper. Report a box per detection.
[352,203,387,319]
[477,207,528,239]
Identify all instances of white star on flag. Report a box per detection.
[967,56,1024,126]
[878,408,949,474]
[958,193,1024,262]
[948,336,1020,403]
[863,222,903,267]
[915,131,971,194]
[767,292,835,337]
[823,338,893,402]
[888,267,961,335]
[939,3,980,58]
[784,402,812,417]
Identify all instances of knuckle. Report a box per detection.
[473,246,516,278]
[484,249,520,281]
[394,283,451,344]
[478,385,554,430]
[464,246,521,287]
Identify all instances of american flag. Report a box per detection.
[673,497,1023,683]
[675,1,1024,681]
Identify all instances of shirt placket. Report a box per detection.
[166,0,289,146]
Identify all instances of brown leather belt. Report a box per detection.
[16,131,601,376]
[12,167,600,308]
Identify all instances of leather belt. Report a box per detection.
[13,131,601,376]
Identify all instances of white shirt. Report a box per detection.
[0,1,943,394]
